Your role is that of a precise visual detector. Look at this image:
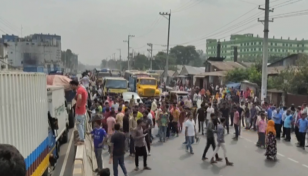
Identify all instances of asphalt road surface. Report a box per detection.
[52,129,75,176]
[101,126,308,176]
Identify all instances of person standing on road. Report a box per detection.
[132,119,151,171]
[115,108,124,130]
[265,120,277,160]
[202,113,222,161]
[233,106,240,140]
[110,123,128,176]
[210,118,233,166]
[122,108,130,152]
[220,103,230,134]
[142,110,152,155]
[256,113,266,148]
[70,80,88,145]
[197,104,206,135]
[273,107,282,140]
[129,111,138,156]
[297,112,308,149]
[88,120,106,171]
[184,113,196,154]
[158,105,169,142]
[283,110,293,142]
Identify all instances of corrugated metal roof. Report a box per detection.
[182,65,205,75]
[208,61,245,71]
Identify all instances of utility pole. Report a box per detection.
[118,49,121,71]
[258,0,273,103]
[159,10,171,84]
[147,43,153,70]
[123,35,134,70]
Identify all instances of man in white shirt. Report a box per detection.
[206,103,214,127]
[185,113,196,154]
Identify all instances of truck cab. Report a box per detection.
[129,76,160,98]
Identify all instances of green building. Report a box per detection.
[206,34,308,61]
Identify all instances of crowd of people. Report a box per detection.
[70,72,308,176]
[1,71,308,176]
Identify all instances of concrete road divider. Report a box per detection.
[73,114,95,176]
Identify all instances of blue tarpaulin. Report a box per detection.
[226,82,241,89]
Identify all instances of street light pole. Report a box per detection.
[159,10,171,84]
[147,43,153,70]
[123,35,134,70]
[118,49,121,71]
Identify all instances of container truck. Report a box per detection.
[0,72,69,176]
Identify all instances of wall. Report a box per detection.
[2,34,61,70]
[286,93,308,107]
[206,34,308,60]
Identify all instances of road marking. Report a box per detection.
[277,153,285,157]
[59,130,74,176]
[303,164,308,168]
[288,158,299,163]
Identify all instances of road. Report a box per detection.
[52,129,75,176]
[101,127,308,176]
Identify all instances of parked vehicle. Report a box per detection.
[102,77,128,95]
[128,72,160,99]
[0,72,68,176]
[169,91,189,103]
[122,92,143,104]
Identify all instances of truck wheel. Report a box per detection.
[68,110,74,129]
[60,129,68,144]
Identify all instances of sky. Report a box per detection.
[1,0,308,65]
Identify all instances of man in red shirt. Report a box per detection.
[70,80,88,145]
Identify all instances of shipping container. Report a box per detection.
[0,72,50,176]
[23,66,45,73]
[47,85,69,143]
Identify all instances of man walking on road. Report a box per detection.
[202,113,222,161]
[210,118,233,166]
[110,123,128,176]
[132,119,151,171]
[70,80,88,145]
[184,113,196,154]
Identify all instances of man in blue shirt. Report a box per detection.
[273,107,282,140]
[283,110,292,142]
[297,112,308,149]
[88,120,107,171]
[267,106,273,120]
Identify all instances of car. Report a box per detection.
[122,92,143,104]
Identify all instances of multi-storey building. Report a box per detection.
[1,34,61,72]
[206,34,308,61]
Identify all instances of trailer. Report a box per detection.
[0,72,68,176]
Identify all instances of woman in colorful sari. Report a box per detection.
[265,120,277,160]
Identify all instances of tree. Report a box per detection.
[273,54,308,95]
[152,52,176,70]
[225,62,274,89]
[131,53,149,70]
[170,45,199,65]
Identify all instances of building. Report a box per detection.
[0,40,8,71]
[1,34,61,72]
[206,33,308,61]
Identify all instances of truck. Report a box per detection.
[0,72,69,176]
[128,72,160,98]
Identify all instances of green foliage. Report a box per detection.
[170,45,200,65]
[273,54,308,94]
[225,62,271,89]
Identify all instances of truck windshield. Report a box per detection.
[106,80,127,89]
[98,72,110,77]
[139,79,156,85]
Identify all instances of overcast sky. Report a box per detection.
[1,0,308,65]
